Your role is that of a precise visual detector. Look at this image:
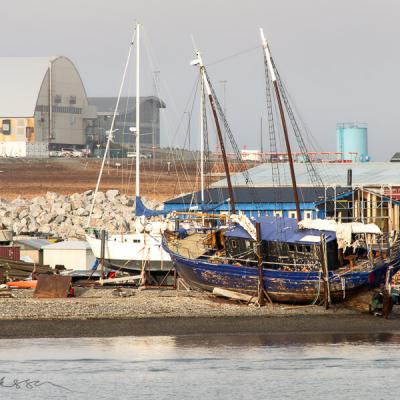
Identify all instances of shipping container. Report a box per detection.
[0,246,20,261]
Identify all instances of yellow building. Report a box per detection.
[0,56,95,157]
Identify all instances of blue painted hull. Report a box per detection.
[166,246,400,304]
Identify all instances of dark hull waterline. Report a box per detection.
[168,251,400,304]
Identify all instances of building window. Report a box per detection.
[54,95,62,104]
[1,119,11,135]
[231,240,237,249]
[305,211,312,220]
[273,210,282,217]
[289,211,297,219]
[26,127,34,140]
[69,96,76,105]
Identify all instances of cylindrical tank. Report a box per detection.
[336,123,369,162]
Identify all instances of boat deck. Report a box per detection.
[168,233,208,259]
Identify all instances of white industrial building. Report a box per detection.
[0,56,96,157]
[42,241,96,270]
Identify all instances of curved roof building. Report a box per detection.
[0,56,93,155]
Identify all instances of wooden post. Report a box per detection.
[100,229,106,278]
[256,222,265,306]
[320,234,331,309]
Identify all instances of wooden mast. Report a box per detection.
[194,51,236,214]
[260,29,301,222]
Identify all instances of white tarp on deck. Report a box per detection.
[298,219,382,249]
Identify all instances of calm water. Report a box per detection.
[0,334,400,399]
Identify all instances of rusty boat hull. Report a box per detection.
[166,245,400,304]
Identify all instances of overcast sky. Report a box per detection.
[3,0,400,160]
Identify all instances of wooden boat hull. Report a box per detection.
[166,247,400,304]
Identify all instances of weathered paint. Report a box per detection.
[164,238,400,304]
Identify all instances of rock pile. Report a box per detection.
[0,190,162,239]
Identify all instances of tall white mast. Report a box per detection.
[87,28,136,227]
[194,50,208,204]
[135,23,141,197]
[199,54,205,204]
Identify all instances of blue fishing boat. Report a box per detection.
[163,215,400,304]
[162,30,400,304]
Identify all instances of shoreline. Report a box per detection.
[2,314,400,339]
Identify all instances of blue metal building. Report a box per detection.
[164,187,350,220]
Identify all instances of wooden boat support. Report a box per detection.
[320,234,331,309]
[213,287,257,303]
[256,222,266,306]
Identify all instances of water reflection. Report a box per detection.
[0,334,399,400]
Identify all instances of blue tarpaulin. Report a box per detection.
[135,196,167,217]
[224,216,336,244]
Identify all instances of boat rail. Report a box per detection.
[197,253,320,270]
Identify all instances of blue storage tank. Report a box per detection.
[336,123,369,162]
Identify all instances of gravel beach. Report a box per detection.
[1,288,400,339]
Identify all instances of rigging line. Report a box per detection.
[272,59,324,190]
[87,27,136,228]
[121,71,134,195]
[205,70,249,181]
[273,61,324,155]
[263,52,284,240]
[271,57,327,187]
[206,72,264,211]
[142,31,197,197]
[207,45,260,67]
[274,73,335,185]
[141,29,192,198]
[142,27,193,149]
[181,79,200,151]
[203,91,213,193]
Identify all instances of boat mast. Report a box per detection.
[135,23,141,198]
[196,51,236,214]
[260,28,301,222]
[87,27,136,227]
[200,64,205,204]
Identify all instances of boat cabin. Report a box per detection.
[223,216,338,270]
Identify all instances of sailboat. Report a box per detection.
[162,29,400,304]
[85,24,173,276]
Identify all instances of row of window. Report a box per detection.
[239,210,313,219]
[35,105,82,114]
[54,95,76,105]
[230,239,313,255]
